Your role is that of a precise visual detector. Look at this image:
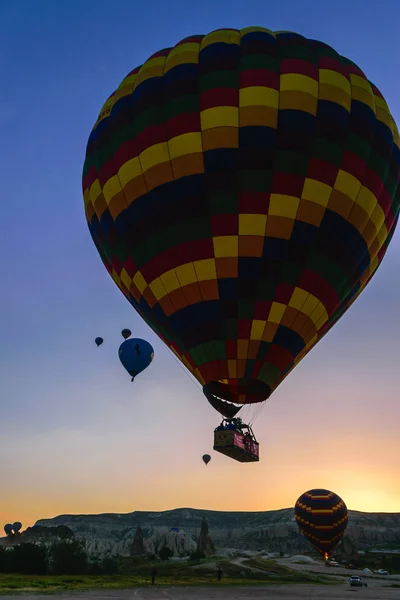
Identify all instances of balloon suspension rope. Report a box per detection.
[165,346,203,391]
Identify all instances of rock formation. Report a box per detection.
[25,507,400,556]
[334,534,359,563]
[24,525,74,539]
[131,526,145,556]
[196,517,215,556]
[145,530,196,558]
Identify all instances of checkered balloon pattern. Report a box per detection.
[83,27,400,410]
[294,489,348,558]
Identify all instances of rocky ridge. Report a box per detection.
[27,507,400,560]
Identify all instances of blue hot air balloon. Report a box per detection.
[95,337,103,347]
[118,338,154,381]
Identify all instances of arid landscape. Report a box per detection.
[32,506,400,558]
[2,506,400,598]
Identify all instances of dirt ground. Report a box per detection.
[1,582,399,600]
[277,557,400,582]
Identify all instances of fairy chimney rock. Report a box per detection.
[131,525,145,556]
[196,517,215,556]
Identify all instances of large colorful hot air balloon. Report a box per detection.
[294,489,348,560]
[83,27,400,421]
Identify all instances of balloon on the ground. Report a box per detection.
[121,328,132,339]
[83,27,400,417]
[294,489,348,559]
[4,524,13,536]
[12,522,22,533]
[118,338,154,380]
[95,337,103,347]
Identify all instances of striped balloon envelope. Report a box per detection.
[294,489,348,559]
[82,27,400,419]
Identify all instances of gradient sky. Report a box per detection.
[1,0,400,530]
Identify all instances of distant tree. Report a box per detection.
[189,550,205,561]
[90,557,119,574]
[49,540,88,574]
[100,557,119,574]
[381,555,389,569]
[146,553,157,562]
[11,543,47,574]
[0,548,14,573]
[158,547,173,562]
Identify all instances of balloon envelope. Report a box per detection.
[202,454,211,465]
[118,338,154,379]
[95,337,103,347]
[294,489,348,559]
[4,524,13,536]
[83,27,400,414]
[121,328,132,339]
[12,522,22,533]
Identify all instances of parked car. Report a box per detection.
[349,575,367,587]
[378,569,388,575]
[349,576,362,587]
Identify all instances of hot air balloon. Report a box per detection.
[121,328,132,339]
[95,337,103,347]
[12,522,22,534]
[294,489,348,561]
[118,338,154,380]
[202,454,211,465]
[4,524,13,536]
[83,27,400,461]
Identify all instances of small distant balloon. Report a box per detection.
[4,524,13,536]
[12,522,22,533]
[118,338,154,381]
[121,328,132,340]
[95,337,103,347]
[202,454,211,466]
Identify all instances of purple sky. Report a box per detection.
[1,0,400,527]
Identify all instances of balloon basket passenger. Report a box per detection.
[213,418,259,462]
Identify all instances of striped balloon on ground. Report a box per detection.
[294,488,348,559]
[83,27,400,416]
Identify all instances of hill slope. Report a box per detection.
[34,507,400,554]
